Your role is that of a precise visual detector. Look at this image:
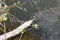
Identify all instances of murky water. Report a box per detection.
[0,0,60,40]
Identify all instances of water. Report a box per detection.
[0,0,60,40]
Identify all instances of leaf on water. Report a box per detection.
[1,13,8,17]
[0,13,8,21]
[3,17,8,21]
[19,28,24,33]
[32,24,39,29]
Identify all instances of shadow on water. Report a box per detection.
[0,0,60,40]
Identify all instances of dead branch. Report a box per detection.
[0,20,33,40]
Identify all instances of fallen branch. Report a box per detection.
[0,20,33,40]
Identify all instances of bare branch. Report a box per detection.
[0,20,33,40]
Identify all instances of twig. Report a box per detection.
[8,13,22,23]
[18,27,34,40]
[19,32,24,40]
[8,14,14,26]
[0,0,8,8]
[3,22,7,40]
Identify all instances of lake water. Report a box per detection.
[1,0,60,40]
